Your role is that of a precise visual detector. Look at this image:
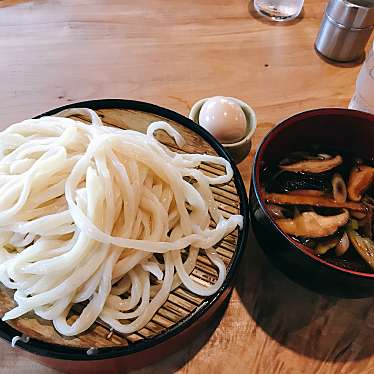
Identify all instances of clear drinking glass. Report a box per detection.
[349,42,374,114]
[254,0,304,21]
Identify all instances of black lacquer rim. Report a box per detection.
[252,107,374,279]
[0,99,249,361]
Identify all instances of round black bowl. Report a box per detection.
[249,108,374,298]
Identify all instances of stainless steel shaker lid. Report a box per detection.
[326,0,374,29]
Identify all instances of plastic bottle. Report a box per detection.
[349,42,374,114]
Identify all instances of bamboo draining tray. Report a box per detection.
[0,100,247,357]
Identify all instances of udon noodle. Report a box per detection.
[0,109,243,337]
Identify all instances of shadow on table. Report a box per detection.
[314,47,366,68]
[133,294,231,374]
[236,227,374,363]
[247,0,304,26]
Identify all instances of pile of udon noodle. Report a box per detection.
[0,109,243,337]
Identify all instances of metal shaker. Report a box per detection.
[315,0,374,62]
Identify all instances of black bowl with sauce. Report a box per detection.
[249,108,374,298]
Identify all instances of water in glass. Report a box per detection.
[254,0,304,21]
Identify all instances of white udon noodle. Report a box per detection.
[0,108,243,337]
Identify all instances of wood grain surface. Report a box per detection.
[0,0,373,373]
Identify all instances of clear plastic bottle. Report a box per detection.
[349,42,374,114]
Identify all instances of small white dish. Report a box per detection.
[189,96,256,163]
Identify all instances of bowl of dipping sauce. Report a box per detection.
[189,96,256,163]
[250,108,374,298]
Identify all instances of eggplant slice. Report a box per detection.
[267,171,331,194]
[315,235,341,255]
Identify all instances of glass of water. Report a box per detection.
[349,42,374,115]
[254,0,304,21]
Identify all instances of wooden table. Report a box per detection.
[0,0,373,373]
